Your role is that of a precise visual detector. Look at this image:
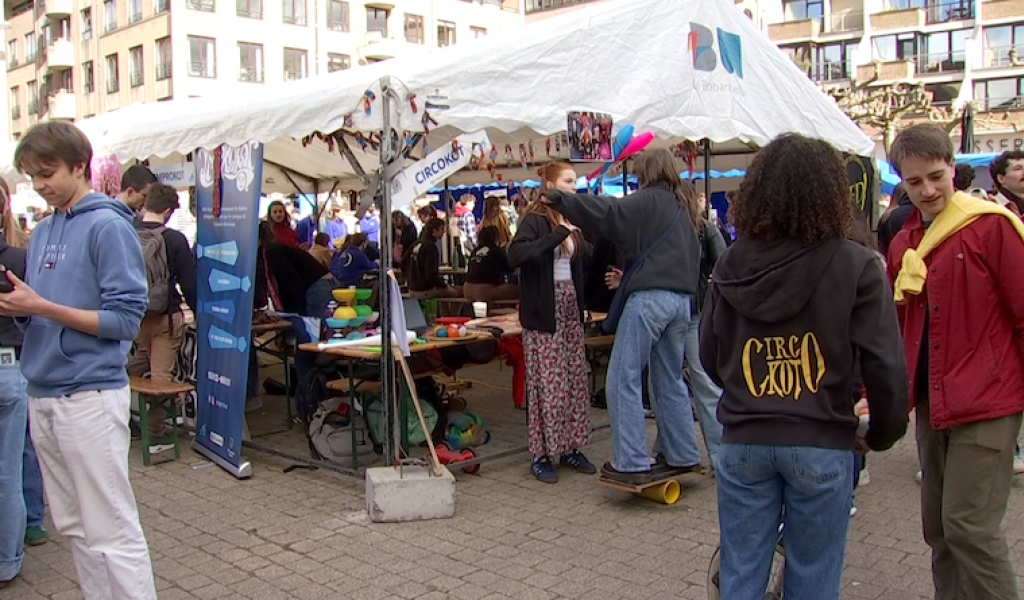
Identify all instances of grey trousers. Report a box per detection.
[917,398,1021,600]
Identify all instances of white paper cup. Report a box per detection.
[472,302,488,318]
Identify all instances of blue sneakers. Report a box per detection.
[531,456,558,483]
[560,450,597,474]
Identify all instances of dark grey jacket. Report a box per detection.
[0,237,26,348]
[545,184,700,299]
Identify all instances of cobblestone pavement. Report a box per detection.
[3,362,1024,600]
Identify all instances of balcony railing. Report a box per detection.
[328,19,348,31]
[187,0,214,10]
[986,45,1024,68]
[154,0,168,11]
[828,10,863,32]
[7,58,17,69]
[925,0,974,25]
[105,20,117,32]
[284,70,304,81]
[237,7,262,17]
[810,61,851,82]
[914,51,966,74]
[27,100,38,114]
[130,71,144,87]
[84,81,93,93]
[10,106,20,120]
[190,61,215,77]
[25,51,36,62]
[239,67,263,82]
[980,95,1024,111]
[128,9,142,22]
[525,0,598,14]
[106,78,118,93]
[282,14,306,24]
[156,62,171,80]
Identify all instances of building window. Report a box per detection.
[83,61,95,92]
[985,24,1024,68]
[27,81,37,114]
[237,0,261,19]
[105,54,118,93]
[810,41,855,82]
[104,0,117,32]
[81,8,93,39]
[470,26,486,38]
[282,0,305,25]
[56,17,71,41]
[189,36,216,77]
[238,42,263,82]
[327,52,349,72]
[51,69,72,93]
[128,0,142,23]
[872,32,917,62]
[404,14,423,44]
[437,20,455,47]
[9,86,18,119]
[919,29,970,74]
[284,47,307,81]
[975,77,1024,111]
[154,0,168,12]
[367,7,388,35]
[43,23,52,48]
[155,37,171,79]
[7,41,17,68]
[327,0,348,31]
[783,0,822,22]
[130,46,144,86]
[187,0,215,11]
[25,33,36,62]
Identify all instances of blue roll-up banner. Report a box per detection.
[191,142,263,479]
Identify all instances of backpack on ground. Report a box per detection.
[136,226,171,316]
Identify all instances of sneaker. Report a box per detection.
[850,506,858,517]
[600,461,652,485]
[24,525,48,547]
[560,450,597,474]
[1014,452,1024,475]
[652,454,702,475]
[915,470,922,484]
[859,468,871,487]
[531,457,558,483]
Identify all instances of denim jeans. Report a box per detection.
[716,443,853,600]
[23,415,44,527]
[0,362,28,581]
[684,312,723,465]
[606,290,700,472]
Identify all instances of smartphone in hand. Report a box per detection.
[0,265,14,294]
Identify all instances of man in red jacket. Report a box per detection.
[888,123,1024,600]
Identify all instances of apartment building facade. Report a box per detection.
[3,0,521,141]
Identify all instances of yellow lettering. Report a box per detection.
[742,338,764,397]
[801,332,826,394]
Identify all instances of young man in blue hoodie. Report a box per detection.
[0,122,155,600]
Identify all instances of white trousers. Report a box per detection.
[29,386,157,600]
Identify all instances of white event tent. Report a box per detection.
[1,0,874,194]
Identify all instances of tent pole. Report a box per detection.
[378,77,398,466]
[444,178,452,266]
[703,138,711,219]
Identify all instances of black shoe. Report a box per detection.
[601,461,652,485]
[652,454,702,476]
[560,450,597,474]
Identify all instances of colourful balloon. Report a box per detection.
[616,131,655,162]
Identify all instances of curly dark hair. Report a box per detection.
[989,150,1024,178]
[730,133,851,245]
[953,163,976,191]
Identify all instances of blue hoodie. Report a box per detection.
[19,193,148,397]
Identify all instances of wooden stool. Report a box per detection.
[129,376,195,466]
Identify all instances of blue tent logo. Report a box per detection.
[689,23,743,79]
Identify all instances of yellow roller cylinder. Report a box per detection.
[638,480,680,504]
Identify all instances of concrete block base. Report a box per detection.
[365,465,456,523]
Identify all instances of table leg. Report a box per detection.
[283,347,292,430]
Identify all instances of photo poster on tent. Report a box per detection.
[567,111,613,162]
[193,141,264,474]
[843,153,876,225]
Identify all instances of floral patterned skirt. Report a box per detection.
[523,280,591,458]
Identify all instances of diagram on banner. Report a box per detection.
[208,269,251,293]
[196,241,240,265]
[199,299,237,323]
[208,326,248,352]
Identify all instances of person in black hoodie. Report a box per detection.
[509,162,594,483]
[543,149,703,485]
[699,133,907,600]
[464,226,518,302]
[407,218,461,298]
[876,183,911,257]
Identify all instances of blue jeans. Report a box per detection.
[606,290,700,472]
[0,363,28,581]
[684,312,723,465]
[716,443,853,600]
[23,417,44,528]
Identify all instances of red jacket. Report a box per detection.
[888,210,1024,429]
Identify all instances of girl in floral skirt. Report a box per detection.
[508,162,593,483]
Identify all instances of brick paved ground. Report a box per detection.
[3,361,1024,600]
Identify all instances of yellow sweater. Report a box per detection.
[893,192,1024,304]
